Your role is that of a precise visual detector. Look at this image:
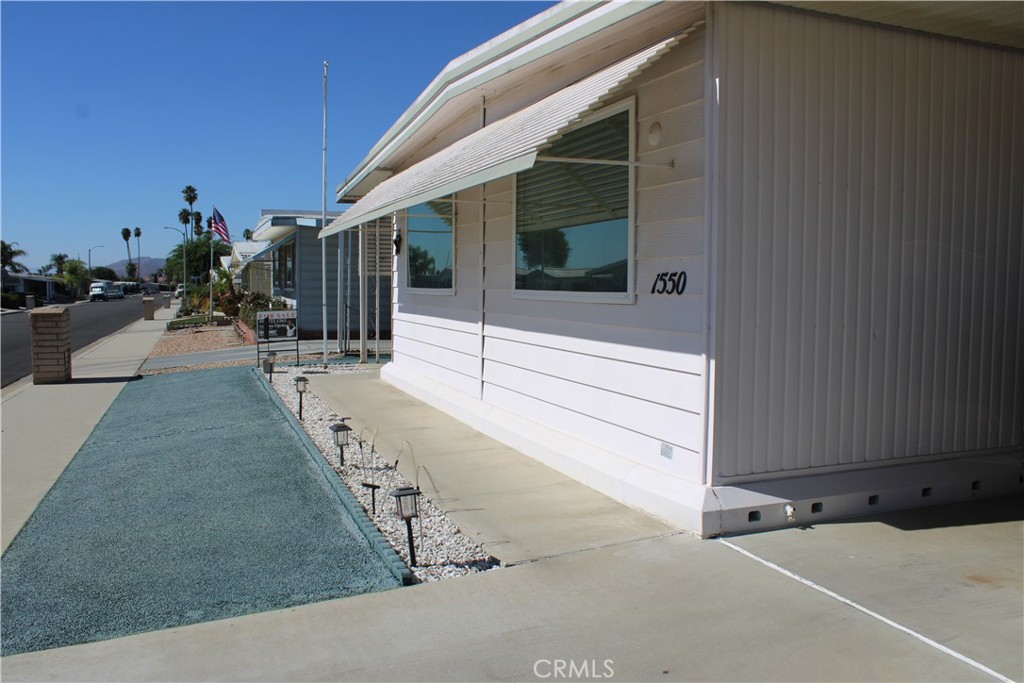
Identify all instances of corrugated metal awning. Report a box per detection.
[242,233,295,265]
[319,29,695,239]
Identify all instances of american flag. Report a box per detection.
[211,207,230,242]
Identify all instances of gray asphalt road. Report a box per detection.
[1,297,147,388]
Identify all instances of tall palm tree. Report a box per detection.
[121,227,132,277]
[182,185,198,239]
[192,211,204,238]
[242,229,253,241]
[133,227,142,281]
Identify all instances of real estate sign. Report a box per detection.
[256,310,297,342]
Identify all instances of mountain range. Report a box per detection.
[105,257,166,280]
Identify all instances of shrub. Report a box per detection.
[1,292,20,309]
[238,291,289,330]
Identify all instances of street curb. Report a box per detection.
[252,367,415,586]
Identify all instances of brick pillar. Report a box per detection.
[30,306,71,384]
[143,296,155,320]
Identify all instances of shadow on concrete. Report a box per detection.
[68,375,143,385]
[832,493,1023,531]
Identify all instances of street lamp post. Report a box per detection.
[87,245,103,281]
[163,226,186,292]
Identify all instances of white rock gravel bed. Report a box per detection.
[268,363,500,583]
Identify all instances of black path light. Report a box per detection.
[329,420,352,466]
[265,351,277,383]
[294,375,308,421]
[389,486,422,567]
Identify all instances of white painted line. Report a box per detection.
[717,538,1016,683]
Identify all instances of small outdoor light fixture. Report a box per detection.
[393,231,403,256]
[265,351,277,383]
[329,420,352,466]
[294,375,308,421]
[389,486,422,567]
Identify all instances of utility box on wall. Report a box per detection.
[29,306,72,384]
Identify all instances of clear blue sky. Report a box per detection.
[1,1,554,272]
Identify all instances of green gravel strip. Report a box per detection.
[254,368,414,585]
[1,367,401,656]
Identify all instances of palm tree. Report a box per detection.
[1,240,29,273]
[48,253,69,276]
[178,207,192,240]
[133,227,142,281]
[121,227,132,276]
[192,211,204,238]
[242,229,253,241]
[182,185,198,239]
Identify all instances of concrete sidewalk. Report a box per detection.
[1,303,176,553]
[309,372,674,566]
[1,307,1021,681]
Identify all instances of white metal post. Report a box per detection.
[359,225,368,363]
[321,60,329,366]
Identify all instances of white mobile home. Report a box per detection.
[321,1,1023,536]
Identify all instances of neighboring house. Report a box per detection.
[232,240,272,296]
[1,270,65,303]
[319,1,1023,536]
[249,209,392,340]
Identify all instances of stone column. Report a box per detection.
[143,297,155,320]
[30,306,71,384]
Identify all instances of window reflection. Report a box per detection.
[407,198,455,290]
[516,108,630,293]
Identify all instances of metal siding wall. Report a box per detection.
[297,229,334,333]
[713,3,1024,480]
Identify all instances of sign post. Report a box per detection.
[256,310,300,366]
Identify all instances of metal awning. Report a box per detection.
[242,233,295,265]
[319,28,696,239]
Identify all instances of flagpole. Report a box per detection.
[321,59,329,367]
[209,214,214,322]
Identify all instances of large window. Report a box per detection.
[406,198,455,290]
[515,103,632,298]
[273,241,295,291]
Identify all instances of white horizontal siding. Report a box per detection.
[388,26,710,484]
[484,336,704,413]
[712,3,1024,480]
[392,317,478,356]
[484,314,705,374]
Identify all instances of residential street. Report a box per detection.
[0,297,149,388]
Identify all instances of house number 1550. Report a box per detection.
[650,271,687,295]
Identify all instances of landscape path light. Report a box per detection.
[265,351,277,383]
[329,420,351,466]
[294,375,308,420]
[389,486,422,567]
